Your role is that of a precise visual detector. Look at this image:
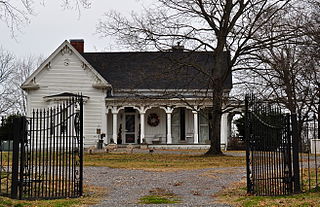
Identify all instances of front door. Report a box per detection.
[125,114,135,143]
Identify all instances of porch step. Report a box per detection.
[151,144,211,150]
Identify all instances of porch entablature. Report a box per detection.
[111,89,231,99]
[105,97,213,112]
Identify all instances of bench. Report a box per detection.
[152,135,163,144]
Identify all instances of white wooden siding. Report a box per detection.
[26,51,106,147]
[145,108,166,144]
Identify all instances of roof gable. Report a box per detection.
[21,40,111,89]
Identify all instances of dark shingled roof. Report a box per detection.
[82,51,232,90]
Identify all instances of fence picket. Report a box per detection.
[0,95,83,200]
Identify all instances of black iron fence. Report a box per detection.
[0,96,83,200]
[299,114,320,192]
[245,96,300,196]
[0,116,25,198]
[245,95,320,196]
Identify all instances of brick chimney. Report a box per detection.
[171,42,184,52]
[70,39,84,53]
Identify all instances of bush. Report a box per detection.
[234,113,285,151]
[0,114,22,140]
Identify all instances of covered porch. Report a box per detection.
[101,98,232,147]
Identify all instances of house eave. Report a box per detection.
[92,83,111,89]
[21,83,40,90]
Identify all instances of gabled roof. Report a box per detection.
[21,40,111,89]
[82,51,232,90]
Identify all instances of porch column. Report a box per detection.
[220,112,228,150]
[101,106,107,143]
[193,111,199,144]
[140,112,145,143]
[111,107,118,144]
[167,112,172,144]
[135,106,150,144]
[160,107,174,144]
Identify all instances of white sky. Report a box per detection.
[0,1,154,58]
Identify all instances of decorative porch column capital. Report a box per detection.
[191,106,200,114]
[111,106,119,114]
[133,106,151,114]
[160,106,174,114]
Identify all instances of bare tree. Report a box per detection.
[302,0,320,138]
[0,47,41,115]
[234,0,320,146]
[0,47,18,114]
[12,55,42,114]
[0,0,91,36]
[97,0,298,154]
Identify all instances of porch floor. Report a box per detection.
[115,144,211,150]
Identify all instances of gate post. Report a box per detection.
[245,96,252,194]
[79,96,84,196]
[11,117,21,199]
[18,117,27,199]
[291,114,301,193]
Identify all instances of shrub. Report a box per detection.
[0,114,22,140]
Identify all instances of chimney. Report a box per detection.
[172,42,184,52]
[70,39,84,53]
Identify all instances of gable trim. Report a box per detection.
[21,40,111,90]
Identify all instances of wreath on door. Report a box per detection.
[147,113,160,127]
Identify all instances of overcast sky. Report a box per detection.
[0,1,154,58]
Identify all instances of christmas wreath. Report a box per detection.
[147,113,160,127]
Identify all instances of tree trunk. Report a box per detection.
[205,52,226,155]
[317,98,320,139]
[205,93,223,155]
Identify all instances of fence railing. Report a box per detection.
[0,95,83,200]
[245,95,320,196]
[245,96,297,196]
[299,115,320,192]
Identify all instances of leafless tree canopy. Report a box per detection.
[97,0,300,154]
[233,0,320,139]
[0,47,18,113]
[0,47,40,115]
[98,1,298,66]
[0,0,91,36]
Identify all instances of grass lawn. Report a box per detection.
[139,188,180,204]
[0,185,105,207]
[215,179,320,207]
[84,151,245,171]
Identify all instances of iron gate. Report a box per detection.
[245,96,300,196]
[0,95,83,200]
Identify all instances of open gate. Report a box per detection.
[0,95,83,200]
[245,95,300,195]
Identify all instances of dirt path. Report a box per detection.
[85,166,245,207]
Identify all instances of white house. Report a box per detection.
[21,40,233,148]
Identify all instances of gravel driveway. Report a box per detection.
[84,166,245,207]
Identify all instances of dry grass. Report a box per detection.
[201,168,242,179]
[0,184,106,207]
[84,152,245,171]
[215,179,320,207]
